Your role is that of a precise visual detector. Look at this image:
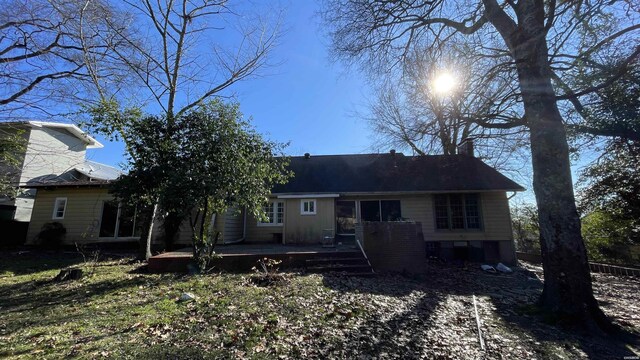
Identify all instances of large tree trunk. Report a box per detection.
[145,203,158,261]
[526,89,604,322]
[507,14,610,327]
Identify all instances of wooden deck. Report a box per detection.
[148,243,361,273]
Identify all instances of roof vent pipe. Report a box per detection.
[304,153,310,159]
[457,138,474,157]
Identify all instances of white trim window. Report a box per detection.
[258,201,284,226]
[52,197,67,219]
[300,199,316,215]
[434,193,482,230]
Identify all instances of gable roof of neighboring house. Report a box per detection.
[272,153,525,194]
[0,120,103,149]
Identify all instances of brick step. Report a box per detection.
[306,264,373,273]
[305,257,369,265]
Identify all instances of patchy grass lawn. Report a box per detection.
[0,252,638,359]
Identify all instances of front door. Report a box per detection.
[336,200,357,238]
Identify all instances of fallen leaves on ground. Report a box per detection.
[0,252,638,359]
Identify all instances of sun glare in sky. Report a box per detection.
[432,72,457,94]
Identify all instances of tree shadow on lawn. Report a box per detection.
[321,264,639,359]
[0,275,148,333]
[0,270,171,359]
[0,251,85,275]
[0,297,158,360]
[114,343,228,360]
[321,273,448,358]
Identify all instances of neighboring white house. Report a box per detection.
[0,121,120,221]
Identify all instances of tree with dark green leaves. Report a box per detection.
[107,100,290,268]
[581,210,637,264]
[579,141,640,235]
[0,127,26,199]
[511,201,540,254]
[576,61,640,263]
[321,0,638,328]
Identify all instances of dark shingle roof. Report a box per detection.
[272,153,524,194]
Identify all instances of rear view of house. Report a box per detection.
[25,147,523,264]
[240,151,524,264]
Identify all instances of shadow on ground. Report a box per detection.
[321,262,640,359]
[0,251,84,275]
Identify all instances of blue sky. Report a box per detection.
[86,1,373,168]
[80,1,601,205]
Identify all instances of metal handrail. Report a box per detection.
[355,235,375,273]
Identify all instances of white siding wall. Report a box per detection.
[222,207,244,242]
[20,127,87,184]
[15,127,88,221]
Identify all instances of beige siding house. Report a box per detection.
[25,185,238,247]
[240,151,524,263]
[0,121,106,221]
[27,187,117,244]
[26,149,524,264]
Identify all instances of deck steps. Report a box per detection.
[305,253,374,276]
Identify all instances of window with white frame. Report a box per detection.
[434,194,482,230]
[52,198,67,219]
[300,199,316,215]
[258,201,284,226]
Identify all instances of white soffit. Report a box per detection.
[28,121,103,149]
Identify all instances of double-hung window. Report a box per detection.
[52,198,67,219]
[258,201,284,226]
[300,199,316,215]
[434,194,482,230]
